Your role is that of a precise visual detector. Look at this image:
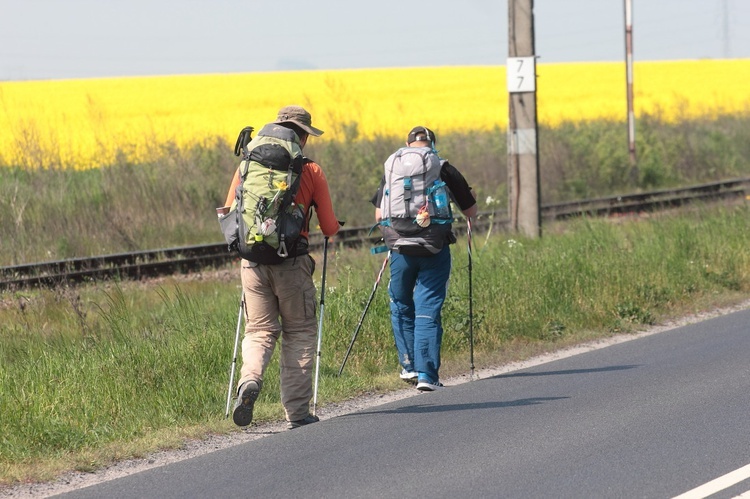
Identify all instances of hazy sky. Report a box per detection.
[1,0,748,81]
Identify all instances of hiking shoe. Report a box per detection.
[416,379,444,392]
[232,380,260,427]
[287,414,320,430]
[399,369,418,384]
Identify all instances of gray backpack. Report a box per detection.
[378,146,454,256]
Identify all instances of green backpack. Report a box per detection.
[220,124,309,264]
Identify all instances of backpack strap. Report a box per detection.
[276,157,309,258]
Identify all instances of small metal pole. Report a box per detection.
[224,293,244,418]
[312,237,329,417]
[624,0,637,173]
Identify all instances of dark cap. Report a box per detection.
[407,126,436,145]
[273,105,324,137]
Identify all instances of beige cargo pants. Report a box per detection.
[238,255,318,422]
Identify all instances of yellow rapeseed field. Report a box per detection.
[0,60,748,169]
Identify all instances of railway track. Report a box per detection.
[2,177,749,291]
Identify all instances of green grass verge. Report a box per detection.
[1,202,750,485]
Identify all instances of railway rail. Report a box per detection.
[2,177,749,291]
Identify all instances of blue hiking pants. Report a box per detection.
[388,245,452,384]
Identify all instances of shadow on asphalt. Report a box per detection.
[345,397,569,415]
[491,364,640,378]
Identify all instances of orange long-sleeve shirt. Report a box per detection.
[223,160,340,239]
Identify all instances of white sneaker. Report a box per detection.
[399,369,418,384]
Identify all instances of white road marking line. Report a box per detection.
[672,463,750,499]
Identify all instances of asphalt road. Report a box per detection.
[56,308,750,499]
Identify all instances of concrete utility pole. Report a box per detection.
[507,0,541,238]
[624,0,637,172]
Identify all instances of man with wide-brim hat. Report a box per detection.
[223,104,339,430]
[273,105,324,137]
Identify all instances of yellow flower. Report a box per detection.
[274,180,288,191]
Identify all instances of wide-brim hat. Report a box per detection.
[273,105,324,137]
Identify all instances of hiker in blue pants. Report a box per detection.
[372,126,477,391]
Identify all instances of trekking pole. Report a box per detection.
[338,251,390,377]
[312,236,330,417]
[225,293,245,418]
[467,217,475,379]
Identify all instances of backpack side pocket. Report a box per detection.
[219,208,240,251]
